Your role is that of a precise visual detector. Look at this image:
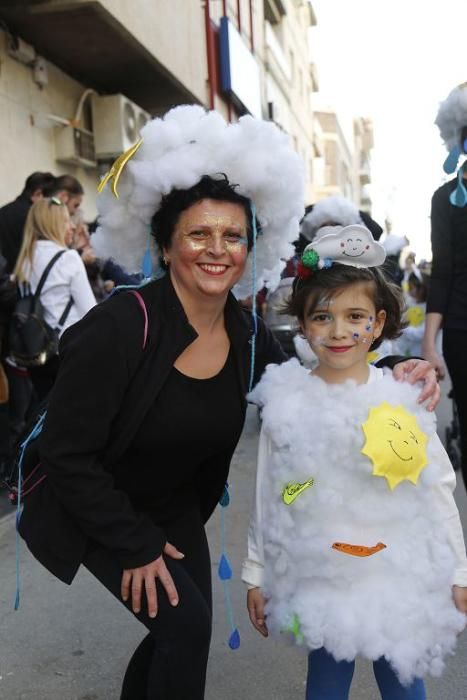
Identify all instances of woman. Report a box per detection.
[13,197,96,400]
[423,82,467,491]
[18,107,438,700]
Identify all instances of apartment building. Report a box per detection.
[0,0,322,216]
[312,106,374,212]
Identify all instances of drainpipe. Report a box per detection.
[249,0,254,52]
[204,0,215,109]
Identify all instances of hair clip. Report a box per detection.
[97,138,143,199]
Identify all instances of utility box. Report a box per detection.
[91,94,151,159]
[54,126,97,168]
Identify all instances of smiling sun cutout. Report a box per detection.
[361,402,428,490]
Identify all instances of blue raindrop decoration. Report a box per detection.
[219,483,230,507]
[450,168,467,207]
[218,482,240,649]
[228,628,241,650]
[142,233,153,278]
[218,554,232,580]
[443,144,461,174]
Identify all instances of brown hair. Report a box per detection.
[285,264,406,350]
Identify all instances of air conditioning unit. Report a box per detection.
[91,94,151,159]
[55,126,97,168]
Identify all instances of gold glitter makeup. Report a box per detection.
[180,213,248,253]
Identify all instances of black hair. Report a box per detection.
[22,172,56,198]
[52,175,84,196]
[285,263,406,350]
[151,174,259,266]
[408,271,429,303]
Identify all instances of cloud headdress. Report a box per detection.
[93,104,305,296]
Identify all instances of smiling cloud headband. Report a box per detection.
[297,224,386,279]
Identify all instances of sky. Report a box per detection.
[311,0,467,260]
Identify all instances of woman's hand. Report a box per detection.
[452,585,467,614]
[392,359,440,412]
[422,347,447,381]
[121,542,184,618]
[247,587,268,637]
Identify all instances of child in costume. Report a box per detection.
[398,270,429,358]
[242,224,467,700]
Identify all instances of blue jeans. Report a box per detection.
[306,648,426,700]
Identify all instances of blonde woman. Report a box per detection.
[14,197,95,399]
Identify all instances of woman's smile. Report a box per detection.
[198,262,230,276]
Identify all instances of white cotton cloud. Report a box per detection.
[93,105,305,295]
[249,360,465,685]
[301,196,362,242]
[435,83,467,151]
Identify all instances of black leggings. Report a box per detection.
[83,509,212,700]
[443,329,467,489]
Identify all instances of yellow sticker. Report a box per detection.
[367,350,379,364]
[97,138,143,199]
[282,478,314,505]
[361,402,428,490]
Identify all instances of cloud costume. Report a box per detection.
[243,360,467,685]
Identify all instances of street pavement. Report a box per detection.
[0,384,466,699]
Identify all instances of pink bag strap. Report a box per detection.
[129,290,149,350]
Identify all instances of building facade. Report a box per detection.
[0,0,322,218]
[312,106,374,212]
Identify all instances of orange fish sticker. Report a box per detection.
[332,541,387,557]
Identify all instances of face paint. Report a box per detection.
[180,213,248,254]
[353,332,360,339]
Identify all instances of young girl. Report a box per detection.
[242,224,467,700]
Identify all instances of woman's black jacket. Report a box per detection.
[18,274,286,584]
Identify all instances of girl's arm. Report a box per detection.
[242,427,271,588]
[243,427,270,636]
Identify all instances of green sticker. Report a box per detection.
[285,613,304,643]
[282,478,314,505]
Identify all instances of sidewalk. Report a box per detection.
[0,403,466,699]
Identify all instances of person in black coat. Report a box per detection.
[0,172,55,273]
[423,173,467,489]
[423,82,467,491]
[18,161,439,698]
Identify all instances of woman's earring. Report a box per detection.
[163,256,169,266]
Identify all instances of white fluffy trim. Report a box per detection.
[93,105,305,296]
[301,196,362,242]
[435,83,467,151]
[250,360,465,685]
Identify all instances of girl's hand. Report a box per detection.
[121,542,184,618]
[392,359,440,411]
[453,585,467,614]
[247,587,269,637]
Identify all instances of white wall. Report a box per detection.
[0,30,99,220]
